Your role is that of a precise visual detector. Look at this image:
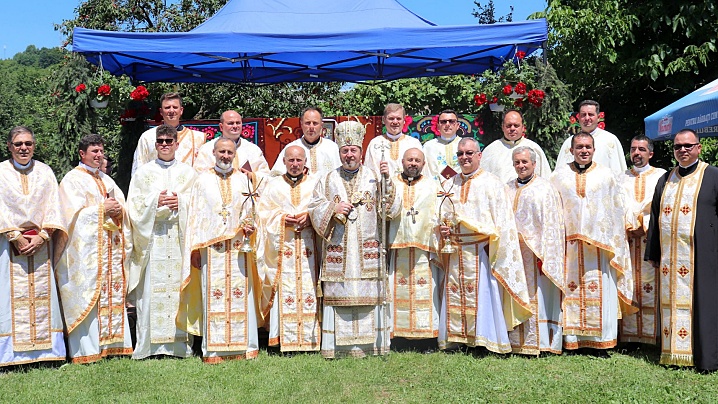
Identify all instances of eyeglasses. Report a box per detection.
[456,150,478,157]
[439,119,457,124]
[673,143,699,151]
[12,141,34,147]
[156,139,175,145]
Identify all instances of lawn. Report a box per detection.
[1,345,715,403]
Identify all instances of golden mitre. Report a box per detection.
[335,121,365,148]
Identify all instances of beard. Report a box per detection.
[216,160,232,170]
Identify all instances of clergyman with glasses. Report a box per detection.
[436,137,531,355]
[645,129,718,372]
[126,124,198,359]
[423,109,463,182]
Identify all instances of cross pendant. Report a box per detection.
[219,207,230,225]
[406,207,418,224]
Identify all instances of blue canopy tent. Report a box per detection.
[645,77,718,140]
[71,0,548,84]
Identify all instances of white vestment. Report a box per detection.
[0,160,67,366]
[422,136,461,182]
[550,162,636,349]
[308,167,400,358]
[270,137,341,177]
[178,169,260,363]
[132,126,206,174]
[437,169,532,353]
[258,174,321,352]
[555,128,627,175]
[481,138,552,184]
[388,175,441,339]
[56,165,133,363]
[506,176,565,355]
[364,134,423,177]
[127,159,197,359]
[619,165,665,344]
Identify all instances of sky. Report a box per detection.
[0,0,547,59]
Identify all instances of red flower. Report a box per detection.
[514,99,524,108]
[516,50,526,60]
[430,115,439,135]
[130,85,149,101]
[75,83,86,92]
[599,111,605,119]
[402,116,413,133]
[502,84,513,96]
[491,96,498,104]
[570,116,577,124]
[474,93,487,106]
[597,122,606,129]
[527,89,546,108]
[97,84,111,96]
[515,82,527,95]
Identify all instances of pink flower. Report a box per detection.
[241,124,255,139]
[431,115,439,135]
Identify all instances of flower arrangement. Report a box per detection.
[120,85,152,125]
[74,81,112,103]
[96,84,112,102]
[130,85,150,101]
[472,53,546,113]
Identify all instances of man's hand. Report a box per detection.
[18,234,44,256]
[293,212,309,230]
[104,197,123,219]
[163,192,179,211]
[439,225,452,237]
[243,224,256,236]
[379,160,390,176]
[334,201,353,217]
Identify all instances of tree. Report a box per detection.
[472,1,513,25]
[531,0,718,167]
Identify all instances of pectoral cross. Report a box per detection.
[406,207,418,224]
[219,207,230,225]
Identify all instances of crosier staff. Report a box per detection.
[374,142,392,358]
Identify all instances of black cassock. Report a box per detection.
[645,162,718,371]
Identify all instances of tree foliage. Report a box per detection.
[532,0,718,167]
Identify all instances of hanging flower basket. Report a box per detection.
[90,98,109,108]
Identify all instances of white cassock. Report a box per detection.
[437,169,532,353]
[506,176,565,355]
[177,168,260,363]
[194,138,270,178]
[555,128,627,175]
[550,162,636,349]
[364,134,423,177]
[257,174,321,352]
[56,164,134,363]
[0,160,66,366]
[619,164,665,344]
[481,138,552,184]
[270,137,341,177]
[308,167,400,358]
[127,159,197,359]
[387,174,442,339]
[132,126,206,174]
[422,135,461,182]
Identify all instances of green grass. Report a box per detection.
[0,346,716,403]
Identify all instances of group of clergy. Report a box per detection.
[2,93,717,372]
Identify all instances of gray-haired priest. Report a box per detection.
[0,126,67,366]
[177,138,260,363]
[308,121,400,358]
[507,146,565,355]
[437,137,531,354]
